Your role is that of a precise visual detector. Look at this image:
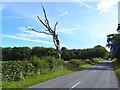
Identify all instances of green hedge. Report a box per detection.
[2,61,34,82]
[2,57,103,82]
[2,56,64,82]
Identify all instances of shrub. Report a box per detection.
[2,61,34,82]
[2,56,65,82]
[116,69,120,80]
[84,59,92,64]
[43,56,65,71]
[69,59,84,66]
[30,56,49,74]
[92,58,104,63]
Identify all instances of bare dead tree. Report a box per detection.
[25,4,61,59]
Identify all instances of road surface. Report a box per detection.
[27,61,119,89]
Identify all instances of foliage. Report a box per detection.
[2,61,34,82]
[69,59,84,66]
[2,45,108,61]
[92,58,104,63]
[115,69,120,81]
[107,34,120,62]
[84,59,92,64]
[2,69,72,88]
[2,56,64,82]
[2,57,103,88]
[2,47,31,61]
[61,45,109,60]
[2,46,56,61]
[112,59,120,86]
[31,47,55,57]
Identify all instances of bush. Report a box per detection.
[2,61,34,82]
[116,69,120,79]
[2,56,65,82]
[30,56,49,74]
[92,58,104,63]
[43,57,65,71]
[84,59,92,64]
[69,59,84,66]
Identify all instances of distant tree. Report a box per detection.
[71,49,81,59]
[93,45,109,59]
[2,47,12,61]
[31,46,55,57]
[31,47,47,57]
[11,47,31,60]
[61,47,71,60]
[45,47,56,56]
[26,4,61,59]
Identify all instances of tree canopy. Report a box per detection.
[2,45,109,61]
[107,34,120,61]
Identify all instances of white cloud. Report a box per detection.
[97,0,119,13]
[2,27,67,47]
[19,27,52,38]
[79,1,94,9]
[2,34,54,45]
[5,16,26,18]
[57,12,68,17]
[2,34,67,47]
[57,27,80,32]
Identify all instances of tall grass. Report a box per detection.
[112,58,120,87]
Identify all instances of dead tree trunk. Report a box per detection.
[26,4,61,59]
[53,35,61,59]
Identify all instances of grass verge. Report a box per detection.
[2,64,92,89]
[112,59,120,87]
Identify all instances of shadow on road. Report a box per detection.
[82,61,113,71]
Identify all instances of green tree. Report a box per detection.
[107,34,120,61]
[93,45,109,59]
[31,46,56,57]
[2,47,12,61]
[61,47,71,60]
[11,47,31,60]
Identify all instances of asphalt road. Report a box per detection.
[28,61,119,89]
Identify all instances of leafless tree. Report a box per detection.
[25,4,61,59]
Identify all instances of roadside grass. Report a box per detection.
[2,58,103,89]
[2,69,71,88]
[2,63,92,89]
[112,59,120,87]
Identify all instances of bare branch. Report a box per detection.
[54,22,58,33]
[25,27,51,35]
[37,16,54,35]
[41,3,50,27]
[41,3,47,22]
[41,4,54,34]
[37,16,48,28]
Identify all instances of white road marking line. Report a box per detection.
[93,70,96,73]
[69,81,81,89]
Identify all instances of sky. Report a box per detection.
[1,0,119,50]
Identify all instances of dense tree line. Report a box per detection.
[61,45,109,60]
[2,46,55,61]
[2,45,109,61]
